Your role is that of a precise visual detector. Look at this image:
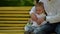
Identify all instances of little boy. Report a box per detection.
[24,2,47,34]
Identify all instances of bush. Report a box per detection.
[0,0,34,6]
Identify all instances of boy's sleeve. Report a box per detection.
[29,6,35,15]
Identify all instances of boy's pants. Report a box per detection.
[25,22,60,34]
[25,25,41,34]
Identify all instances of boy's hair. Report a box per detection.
[34,0,39,3]
[36,0,39,3]
[35,2,44,7]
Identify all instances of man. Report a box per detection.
[30,0,60,34]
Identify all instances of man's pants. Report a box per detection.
[25,22,60,34]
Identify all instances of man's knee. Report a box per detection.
[33,30,46,34]
[55,24,60,34]
[33,28,46,34]
[56,29,60,34]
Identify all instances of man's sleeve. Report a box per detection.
[46,0,60,23]
[46,13,60,23]
[29,6,35,15]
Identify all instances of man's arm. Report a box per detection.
[46,0,60,23]
[46,13,60,23]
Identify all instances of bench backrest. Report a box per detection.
[0,7,32,33]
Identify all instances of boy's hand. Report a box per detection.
[31,13,38,21]
[37,17,45,25]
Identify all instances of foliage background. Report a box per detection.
[0,0,34,6]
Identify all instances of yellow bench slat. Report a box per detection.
[0,11,29,13]
[0,14,30,16]
[0,24,25,27]
[0,27,24,30]
[0,30,24,33]
[0,18,29,21]
[0,21,27,24]
[0,33,24,34]
[0,7,32,10]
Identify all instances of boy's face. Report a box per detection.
[36,6,44,14]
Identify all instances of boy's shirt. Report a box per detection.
[29,6,35,15]
[31,13,47,27]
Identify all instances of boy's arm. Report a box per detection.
[31,13,38,21]
[29,6,45,25]
[29,6,38,21]
[30,13,44,25]
[30,13,45,25]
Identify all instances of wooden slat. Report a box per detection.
[0,11,29,13]
[0,14,30,16]
[0,24,25,27]
[0,7,32,10]
[0,30,24,33]
[0,18,29,21]
[0,21,27,24]
[0,33,55,34]
[0,33,24,34]
[0,27,24,30]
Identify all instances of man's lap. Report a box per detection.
[55,22,60,34]
[25,23,54,33]
[25,22,60,34]
[33,23,56,34]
